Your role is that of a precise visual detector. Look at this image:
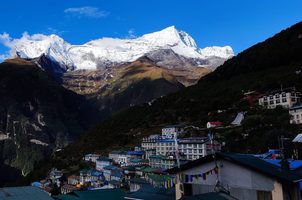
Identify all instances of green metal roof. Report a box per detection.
[54,189,125,200]
[147,174,173,183]
[125,185,175,200]
[183,192,235,200]
[0,186,54,200]
[149,155,166,160]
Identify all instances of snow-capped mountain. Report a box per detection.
[10,26,234,71]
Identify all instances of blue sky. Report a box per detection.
[0,0,301,58]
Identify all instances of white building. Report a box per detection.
[162,125,184,139]
[289,105,302,124]
[96,157,113,171]
[259,87,300,109]
[141,135,160,151]
[167,152,302,200]
[83,153,101,163]
[178,137,221,160]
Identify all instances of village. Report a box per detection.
[20,87,302,200]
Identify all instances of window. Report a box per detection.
[282,98,287,103]
[276,99,280,104]
[257,191,272,200]
[269,96,273,100]
[282,93,286,97]
[275,94,280,98]
[269,101,274,104]
[291,98,296,102]
[297,114,300,119]
[264,96,267,100]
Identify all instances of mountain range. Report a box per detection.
[11,26,233,72]
[50,21,302,174]
[0,26,233,176]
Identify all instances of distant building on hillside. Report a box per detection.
[243,91,262,105]
[95,157,113,171]
[206,121,223,129]
[162,125,184,139]
[258,87,301,109]
[289,105,302,124]
[83,153,101,163]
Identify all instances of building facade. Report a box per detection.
[259,87,301,109]
[289,105,302,124]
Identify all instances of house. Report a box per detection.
[128,177,149,192]
[0,186,54,200]
[206,121,223,129]
[61,184,78,194]
[289,105,302,124]
[53,188,125,200]
[68,175,80,185]
[128,158,149,167]
[109,151,128,166]
[162,125,184,139]
[258,87,301,109]
[167,152,302,200]
[244,91,262,105]
[95,157,113,171]
[103,165,121,181]
[79,169,102,185]
[83,153,101,163]
[49,168,63,187]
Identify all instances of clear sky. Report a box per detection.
[0,0,301,58]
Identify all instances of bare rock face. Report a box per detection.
[0,59,99,175]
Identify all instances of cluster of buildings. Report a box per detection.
[28,125,221,197]
[246,87,302,124]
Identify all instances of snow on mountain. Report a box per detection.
[5,26,234,71]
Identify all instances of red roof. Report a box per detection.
[208,122,223,125]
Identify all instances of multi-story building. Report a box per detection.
[178,137,221,160]
[109,150,145,166]
[141,135,160,151]
[149,155,187,169]
[161,125,184,139]
[155,139,176,156]
[289,105,302,124]
[258,87,301,109]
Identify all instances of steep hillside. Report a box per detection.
[53,21,302,166]
[62,57,210,116]
[0,58,99,175]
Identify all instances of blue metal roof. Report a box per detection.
[127,151,145,155]
[264,159,302,170]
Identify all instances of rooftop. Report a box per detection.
[166,152,302,183]
[54,188,125,200]
[124,185,175,200]
[0,186,53,200]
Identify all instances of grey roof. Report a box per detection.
[293,134,302,143]
[166,152,302,183]
[0,186,53,200]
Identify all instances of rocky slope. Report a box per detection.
[3,26,233,119]
[0,58,99,175]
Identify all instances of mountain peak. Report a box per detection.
[6,27,233,71]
